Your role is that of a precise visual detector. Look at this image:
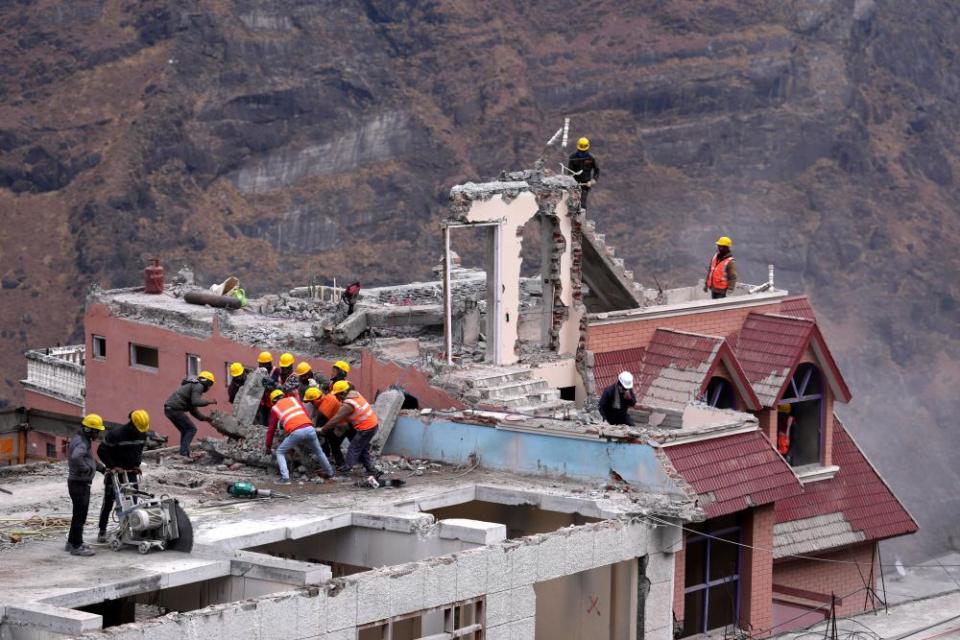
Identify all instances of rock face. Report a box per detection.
[1,0,958,560]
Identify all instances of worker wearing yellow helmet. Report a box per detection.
[95,410,150,543]
[265,388,335,483]
[329,360,350,389]
[270,353,300,397]
[164,370,218,460]
[567,136,600,210]
[227,362,251,404]
[254,351,274,425]
[322,380,381,481]
[704,236,738,299]
[66,414,107,556]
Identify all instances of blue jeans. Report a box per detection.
[277,427,334,479]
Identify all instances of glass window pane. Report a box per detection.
[682,590,705,637]
[709,533,740,581]
[706,581,739,630]
[685,540,707,587]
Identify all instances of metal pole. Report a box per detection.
[443,225,453,365]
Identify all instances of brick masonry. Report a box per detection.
[772,542,878,618]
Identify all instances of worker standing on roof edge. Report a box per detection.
[265,389,335,484]
[567,137,600,210]
[304,386,346,468]
[598,371,637,426]
[96,410,149,543]
[704,236,738,299]
[66,414,107,556]
[227,362,249,404]
[163,371,217,460]
[323,380,380,483]
[256,351,274,425]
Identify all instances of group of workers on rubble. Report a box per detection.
[64,353,380,557]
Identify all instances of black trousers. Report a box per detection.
[579,185,591,209]
[67,479,91,547]
[344,426,378,474]
[165,407,197,455]
[323,425,354,468]
[711,290,728,299]
[99,474,138,532]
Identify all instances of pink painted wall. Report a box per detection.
[23,390,83,417]
[84,302,462,446]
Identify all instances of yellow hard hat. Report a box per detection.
[279,353,295,368]
[270,389,285,404]
[257,351,273,364]
[577,137,590,151]
[130,409,150,433]
[198,370,216,384]
[303,387,321,402]
[332,360,350,374]
[229,362,245,378]
[778,403,792,414]
[295,361,312,376]
[716,236,732,248]
[82,414,105,431]
[331,380,351,396]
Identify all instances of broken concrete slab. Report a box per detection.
[233,368,268,425]
[330,309,368,345]
[230,550,332,586]
[3,602,102,635]
[438,519,507,545]
[371,388,404,454]
[366,304,443,328]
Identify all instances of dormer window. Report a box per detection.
[703,377,736,410]
[777,364,823,467]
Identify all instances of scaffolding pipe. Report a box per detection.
[443,225,453,365]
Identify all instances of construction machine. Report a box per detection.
[104,471,193,555]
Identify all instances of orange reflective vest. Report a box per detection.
[777,431,790,455]
[707,255,733,291]
[273,397,313,434]
[344,392,378,431]
[313,394,341,421]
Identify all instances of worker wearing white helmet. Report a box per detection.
[598,371,637,426]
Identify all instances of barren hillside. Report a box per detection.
[1,0,958,560]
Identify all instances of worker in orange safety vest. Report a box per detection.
[703,236,738,299]
[265,390,334,484]
[322,381,380,480]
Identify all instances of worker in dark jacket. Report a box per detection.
[567,137,600,210]
[96,410,149,542]
[66,414,106,556]
[703,236,738,299]
[326,360,350,390]
[227,362,249,404]
[256,351,274,425]
[164,371,217,459]
[598,371,637,426]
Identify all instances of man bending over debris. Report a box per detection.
[164,371,218,460]
[66,414,106,556]
[96,410,149,542]
[265,389,335,485]
[303,387,346,468]
[324,381,380,482]
[598,371,637,426]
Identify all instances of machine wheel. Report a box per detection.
[109,538,122,552]
[166,502,194,553]
[138,542,151,555]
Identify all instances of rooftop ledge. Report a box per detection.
[587,285,789,324]
[794,464,840,484]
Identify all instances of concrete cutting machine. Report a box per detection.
[105,470,193,554]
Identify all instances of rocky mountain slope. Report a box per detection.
[1,0,958,560]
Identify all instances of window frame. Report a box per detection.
[186,354,201,378]
[779,364,825,467]
[356,597,485,640]
[91,335,107,360]
[703,376,736,410]
[129,343,159,372]
[682,523,742,636]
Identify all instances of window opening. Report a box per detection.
[92,335,107,359]
[778,364,824,467]
[129,344,159,371]
[357,598,484,640]
[681,516,741,637]
[703,377,735,410]
[186,354,201,378]
[46,443,57,458]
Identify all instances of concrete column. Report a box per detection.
[644,550,678,640]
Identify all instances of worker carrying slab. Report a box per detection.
[96,409,149,543]
[303,386,346,469]
[703,236,738,299]
[322,380,380,482]
[164,371,218,460]
[567,137,600,210]
[66,414,107,556]
[227,362,250,404]
[598,371,637,426]
[265,389,335,484]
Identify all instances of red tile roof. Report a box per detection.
[774,417,918,550]
[636,330,724,409]
[663,430,803,518]
[779,295,816,320]
[735,313,815,406]
[593,347,645,393]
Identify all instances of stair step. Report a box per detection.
[477,380,550,399]
[513,399,576,418]
[487,390,561,408]
[449,366,533,389]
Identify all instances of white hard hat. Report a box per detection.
[618,371,634,388]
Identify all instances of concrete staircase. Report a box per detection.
[580,218,646,311]
[443,365,575,419]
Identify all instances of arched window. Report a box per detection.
[703,377,736,410]
[778,364,824,467]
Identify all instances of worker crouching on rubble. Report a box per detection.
[303,386,345,469]
[66,414,107,556]
[164,371,218,460]
[265,389,335,484]
[323,381,381,482]
[599,371,637,426]
[97,410,149,543]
